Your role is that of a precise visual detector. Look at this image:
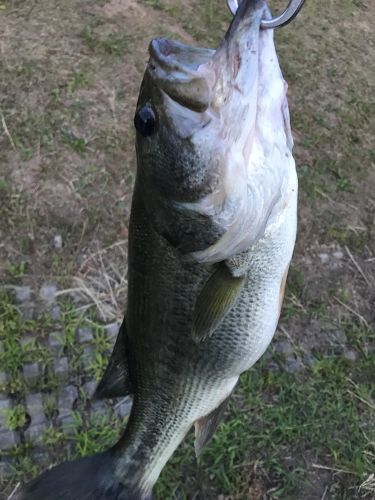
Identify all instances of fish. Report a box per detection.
[18,0,298,498]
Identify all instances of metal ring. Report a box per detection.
[227,0,306,29]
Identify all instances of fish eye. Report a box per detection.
[134,104,157,137]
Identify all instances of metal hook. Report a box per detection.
[227,0,306,29]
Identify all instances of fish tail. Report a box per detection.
[17,450,152,500]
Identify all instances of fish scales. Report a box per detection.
[18,1,298,498]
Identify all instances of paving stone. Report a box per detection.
[0,372,7,386]
[82,346,95,368]
[0,458,16,478]
[48,331,64,351]
[57,385,78,412]
[274,340,294,357]
[91,401,108,416]
[319,253,329,264]
[0,399,12,427]
[53,234,63,249]
[114,398,132,419]
[302,353,316,367]
[83,380,97,399]
[329,329,347,345]
[333,250,344,259]
[77,327,94,343]
[0,430,20,449]
[57,411,75,434]
[25,394,46,426]
[54,357,69,379]
[105,322,120,339]
[25,422,48,444]
[19,301,36,321]
[20,334,35,348]
[14,286,32,303]
[31,448,51,464]
[23,363,41,383]
[39,284,57,305]
[50,305,61,321]
[285,359,304,373]
[343,349,359,362]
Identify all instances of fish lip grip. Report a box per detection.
[227,0,306,29]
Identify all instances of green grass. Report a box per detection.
[80,25,132,56]
[155,353,375,498]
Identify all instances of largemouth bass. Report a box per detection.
[19,0,298,498]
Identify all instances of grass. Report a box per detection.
[155,351,375,499]
[1,289,374,498]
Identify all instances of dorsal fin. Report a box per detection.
[95,319,133,399]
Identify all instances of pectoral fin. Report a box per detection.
[195,393,232,457]
[95,319,133,399]
[193,264,246,343]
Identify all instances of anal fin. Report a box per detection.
[95,319,133,399]
[193,263,246,343]
[195,393,233,457]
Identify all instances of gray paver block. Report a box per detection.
[50,305,61,321]
[344,349,359,362]
[82,346,95,368]
[285,359,304,373]
[83,380,97,399]
[53,234,63,249]
[48,332,64,351]
[0,399,12,427]
[105,322,120,339]
[77,327,94,343]
[57,411,75,434]
[14,286,32,303]
[54,357,69,378]
[0,458,16,478]
[57,385,78,412]
[91,401,108,416]
[39,284,57,305]
[19,301,36,321]
[23,363,41,382]
[24,423,47,444]
[25,393,46,425]
[0,430,20,450]
[114,398,132,419]
[0,372,7,386]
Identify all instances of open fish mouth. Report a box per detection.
[147,0,268,117]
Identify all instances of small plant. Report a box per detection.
[61,129,87,155]
[4,404,28,431]
[5,260,26,279]
[87,352,108,382]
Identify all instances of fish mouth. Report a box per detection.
[148,38,215,112]
[148,0,268,113]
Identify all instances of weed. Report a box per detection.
[61,129,87,155]
[3,404,28,431]
[71,411,123,458]
[5,260,26,279]
[80,26,131,56]
[156,354,375,498]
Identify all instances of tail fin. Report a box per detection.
[17,451,152,500]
